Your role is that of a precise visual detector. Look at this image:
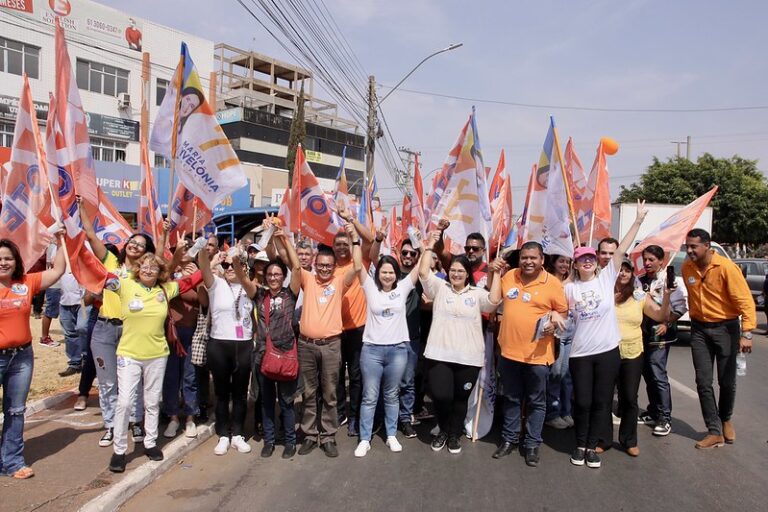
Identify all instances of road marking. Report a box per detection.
[669,376,699,400]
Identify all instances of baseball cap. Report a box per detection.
[573,246,597,261]
[254,251,270,262]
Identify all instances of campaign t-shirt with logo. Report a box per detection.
[0,273,43,349]
[565,263,621,358]
[362,277,416,345]
[115,277,180,360]
[299,269,345,339]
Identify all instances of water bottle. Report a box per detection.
[407,225,422,249]
[736,353,747,377]
[257,224,275,249]
[185,237,207,258]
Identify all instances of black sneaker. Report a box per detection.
[447,436,462,454]
[298,439,317,456]
[431,431,448,452]
[401,422,417,439]
[570,447,586,466]
[109,453,126,473]
[131,423,145,443]
[261,442,275,458]
[492,441,518,459]
[99,428,114,447]
[525,447,540,467]
[144,446,164,461]
[196,408,209,424]
[321,440,339,458]
[586,449,601,468]
[338,414,349,427]
[652,421,672,437]
[58,366,80,377]
[638,412,655,425]
[282,444,296,459]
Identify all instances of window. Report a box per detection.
[156,79,169,106]
[0,37,40,79]
[1,122,14,147]
[153,153,170,168]
[76,59,128,96]
[91,138,127,162]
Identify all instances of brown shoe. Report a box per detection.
[695,434,725,449]
[626,446,640,457]
[722,421,735,444]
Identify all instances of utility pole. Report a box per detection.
[686,135,691,161]
[365,75,377,190]
[398,146,420,191]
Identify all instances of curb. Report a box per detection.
[77,423,215,512]
[0,388,78,426]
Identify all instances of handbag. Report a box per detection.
[260,293,299,381]
[190,307,209,366]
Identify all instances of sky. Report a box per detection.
[101,0,768,212]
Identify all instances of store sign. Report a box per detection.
[305,149,322,163]
[11,0,144,52]
[0,94,48,121]
[215,107,243,125]
[0,0,34,13]
[86,113,139,142]
[271,188,285,207]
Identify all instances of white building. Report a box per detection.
[0,0,213,170]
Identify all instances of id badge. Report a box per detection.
[235,323,244,339]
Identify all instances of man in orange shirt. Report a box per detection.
[682,229,755,450]
[335,208,373,436]
[293,246,356,457]
[489,242,568,467]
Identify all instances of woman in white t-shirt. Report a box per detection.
[198,246,256,456]
[348,224,419,458]
[565,201,648,469]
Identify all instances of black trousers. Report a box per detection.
[570,347,620,449]
[617,354,644,448]
[690,319,740,436]
[337,326,364,421]
[207,338,253,437]
[195,365,210,413]
[427,359,480,438]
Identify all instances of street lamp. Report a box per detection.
[379,43,463,104]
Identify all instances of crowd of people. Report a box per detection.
[0,201,756,479]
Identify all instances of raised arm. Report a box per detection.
[420,231,440,281]
[346,222,367,286]
[434,218,453,273]
[40,236,67,290]
[274,228,302,296]
[369,226,386,263]
[614,200,648,271]
[338,205,373,244]
[488,256,505,304]
[231,249,258,299]
[197,242,215,289]
[76,196,107,261]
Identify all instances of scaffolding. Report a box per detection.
[214,43,359,133]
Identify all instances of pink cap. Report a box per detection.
[573,246,597,260]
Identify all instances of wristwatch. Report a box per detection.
[352,240,361,246]
[742,331,753,340]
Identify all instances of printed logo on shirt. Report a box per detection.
[10,284,28,295]
[574,290,601,321]
[381,308,394,318]
[463,381,473,391]
[464,296,477,307]
[507,288,519,300]
[156,292,166,303]
[323,285,336,297]
[0,298,24,309]
[522,292,532,303]
[388,291,400,300]
[687,276,696,285]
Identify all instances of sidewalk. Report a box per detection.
[0,393,211,512]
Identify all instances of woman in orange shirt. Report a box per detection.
[0,237,66,479]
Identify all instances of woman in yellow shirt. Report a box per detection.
[613,259,670,457]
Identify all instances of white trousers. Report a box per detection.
[113,355,168,455]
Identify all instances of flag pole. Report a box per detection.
[551,121,581,247]
[166,53,185,234]
[471,376,483,442]
[588,212,596,247]
[192,198,198,236]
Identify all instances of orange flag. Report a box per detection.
[587,142,612,245]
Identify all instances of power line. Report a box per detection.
[379,85,768,113]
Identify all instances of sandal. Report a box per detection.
[12,467,34,479]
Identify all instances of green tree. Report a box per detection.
[617,154,768,243]
[286,86,306,185]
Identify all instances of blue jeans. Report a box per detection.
[91,319,143,428]
[258,373,298,445]
[60,304,83,368]
[499,356,549,448]
[398,339,420,423]
[359,343,408,441]
[546,340,573,420]
[0,344,34,475]
[643,343,672,422]
[162,326,198,417]
[43,288,61,318]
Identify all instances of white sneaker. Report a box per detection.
[185,420,198,438]
[386,436,403,453]
[214,436,230,455]
[231,435,252,453]
[354,440,371,458]
[163,419,180,438]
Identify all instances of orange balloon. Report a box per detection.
[600,136,619,155]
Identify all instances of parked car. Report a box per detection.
[733,258,768,308]
[670,242,730,330]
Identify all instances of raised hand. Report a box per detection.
[437,218,450,231]
[636,199,648,222]
[425,231,440,251]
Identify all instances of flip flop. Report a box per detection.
[12,467,34,479]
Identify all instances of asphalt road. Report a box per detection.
[122,331,768,512]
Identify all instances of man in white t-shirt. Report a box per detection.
[58,272,86,376]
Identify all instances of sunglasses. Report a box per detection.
[401,250,418,257]
[577,256,597,263]
[464,246,484,253]
[221,262,246,270]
